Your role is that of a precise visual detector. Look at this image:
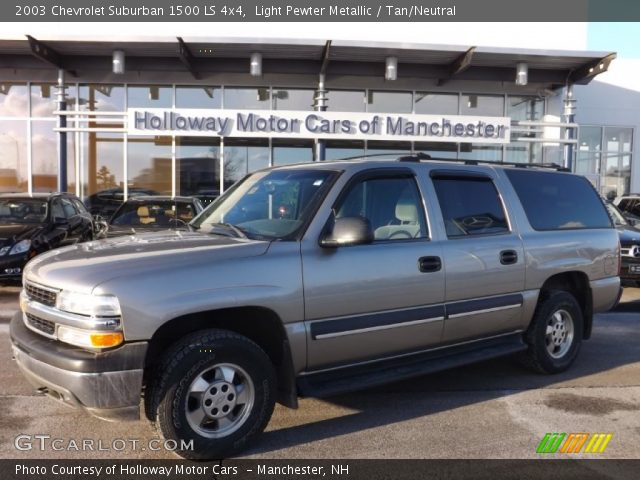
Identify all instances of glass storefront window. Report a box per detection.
[414,142,458,159]
[80,132,124,198]
[224,139,270,184]
[0,83,28,117]
[327,90,365,112]
[578,126,602,151]
[273,139,313,165]
[506,141,542,164]
[128,136,172,195]
[79,84,125,112]
[460,94,504,116]
[272,88,314,110]
[0,120,28,191]
[507,96,544,122]
[176,86,221,109]
[127,85,172,108]
[176,137,220,199]
[325,140,365,160]
[414,93,458,115]
[575,152,600,175]
[31,84,76,118]
[224,87,271,110]
[366,140,412,158]
[605,127,633,153]
[459,143,503,162]
[367,91,412,114]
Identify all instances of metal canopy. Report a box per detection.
[0,36,615,88]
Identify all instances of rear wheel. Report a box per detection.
[146,329,276,459]
[520,290,583,374]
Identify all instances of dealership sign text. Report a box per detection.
[128,109,510,144]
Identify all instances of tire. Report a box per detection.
[519,290,583,374]
[146,329,276,459]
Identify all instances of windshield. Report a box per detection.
[0,199,48,224]
[111,200,197,227]
[192,169,338,240]
[605,202,627,226]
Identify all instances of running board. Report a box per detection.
[297,333,526,398]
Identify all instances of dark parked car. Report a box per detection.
[605,201,640,286]
[106,196,204,237]
[84,188,158,218]
[0,193,94,281]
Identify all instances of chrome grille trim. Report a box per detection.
[25,282,60,307]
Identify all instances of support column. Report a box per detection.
[313,73,328,161]
[56,69,68,192]
[563,84,576,171]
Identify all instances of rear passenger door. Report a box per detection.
[431,171,526,343]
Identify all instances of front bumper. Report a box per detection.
[0,253,28,281]
[10,313,147,421]
[620,257,640,284]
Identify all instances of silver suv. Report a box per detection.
[10,157,621,459]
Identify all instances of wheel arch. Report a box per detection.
[144,306,298,409]
[538,271,593,339]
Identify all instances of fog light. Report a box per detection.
[58,325,124,349]
[4,267,21,274]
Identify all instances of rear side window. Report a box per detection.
[505,170,612,230]
[432,175,509,238]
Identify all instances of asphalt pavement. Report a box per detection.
[0,286,638,459]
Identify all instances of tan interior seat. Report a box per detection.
[137,206,156,225]
[374,196,422,240]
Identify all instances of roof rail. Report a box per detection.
[397,152,571,172]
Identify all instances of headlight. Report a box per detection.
[9,239,30,255]
[57,325,123,349]
[56,291,122,317]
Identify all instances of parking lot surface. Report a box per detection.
[1,286,638,459]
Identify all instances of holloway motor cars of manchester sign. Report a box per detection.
[127,108,510,144]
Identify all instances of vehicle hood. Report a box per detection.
[24,230,270,293]
[0,224,43,247]
[616,224,640,246]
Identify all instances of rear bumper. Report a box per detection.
[10,313,147,421]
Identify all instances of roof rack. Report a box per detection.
[397,152,571,171]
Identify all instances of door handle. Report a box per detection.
[500,249,518,265]
[418,256,442,273]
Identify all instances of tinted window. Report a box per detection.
[112,201,198,227]
[336,176,427,241]
[51,200,65,219]
[506,170,612,230]
[61,198,77,218]
[432,176,509,237]
[72,198,87,214]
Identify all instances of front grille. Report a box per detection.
[25,313,55,336]
[25,282,58,307]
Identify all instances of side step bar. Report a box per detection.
[297,333,526,398]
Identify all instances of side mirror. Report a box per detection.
[319,216,374,248]
[53,216,68,226]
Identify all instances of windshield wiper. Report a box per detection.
[208,222,248,239]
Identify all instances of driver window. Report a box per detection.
[336,176,428,241]
[51,199,65,220]
[432,176,509,238]
[61,198,77,219]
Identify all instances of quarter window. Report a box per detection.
[432,175,509,237]
[336,175,427,241]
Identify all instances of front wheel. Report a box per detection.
[519,290,584,374]
[147,330,276,459]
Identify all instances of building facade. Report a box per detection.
[0,30,633,202]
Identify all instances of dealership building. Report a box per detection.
[0,26,636,201]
